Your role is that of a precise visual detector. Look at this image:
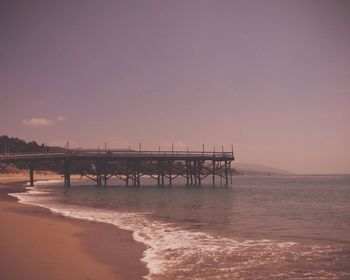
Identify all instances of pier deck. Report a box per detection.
[0,150,235,187]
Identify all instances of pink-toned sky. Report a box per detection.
[1,0,349,174]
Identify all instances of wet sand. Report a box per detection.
[0,175,148,280]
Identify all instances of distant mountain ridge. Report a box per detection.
[233,162,292,175]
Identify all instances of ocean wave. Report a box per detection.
[10,186,349,280]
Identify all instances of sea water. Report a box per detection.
[10,175,350,279]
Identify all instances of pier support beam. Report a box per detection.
[157,160,160,186]
[197,161,202,186]
[168,160,172,186]
[135,161,140,186]
[29,161,34,186]
[95,160,102,187]
[212,160,216,186]
[126,162,129,186]
[194,161,197,185]
[185,160,190,185]
[103,160,108,187]
[190,161,193,185]
[64,158,71,187]
[159,160,164,186]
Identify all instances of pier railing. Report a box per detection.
[0,150,234,160]
[68,149,234,158]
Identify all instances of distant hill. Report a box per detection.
[232,162,292,175]
[0,135,64,153]
[0,135,66,173]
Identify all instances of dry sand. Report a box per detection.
[0,170,79,183]
[0,174,148,280]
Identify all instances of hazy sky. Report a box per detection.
[1,0,350,174]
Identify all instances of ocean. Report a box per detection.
[11,175,350,280]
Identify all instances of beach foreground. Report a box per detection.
[0,176,148,280]
[2,173,350,279]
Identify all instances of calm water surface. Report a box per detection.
[12,175,350,279]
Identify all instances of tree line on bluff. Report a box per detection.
[0,135,66,172]
[0,135,65,154]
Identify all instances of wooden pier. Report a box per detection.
[0,149,235,187]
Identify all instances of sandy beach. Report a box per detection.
[0,174,148,280]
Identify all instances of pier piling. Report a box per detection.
[64,158,71,187]
[29,161,34,186]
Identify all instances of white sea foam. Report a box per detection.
[10,185,348,280]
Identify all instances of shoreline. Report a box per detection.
[0,174,149,280]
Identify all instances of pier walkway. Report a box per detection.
[0,150,235,187]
